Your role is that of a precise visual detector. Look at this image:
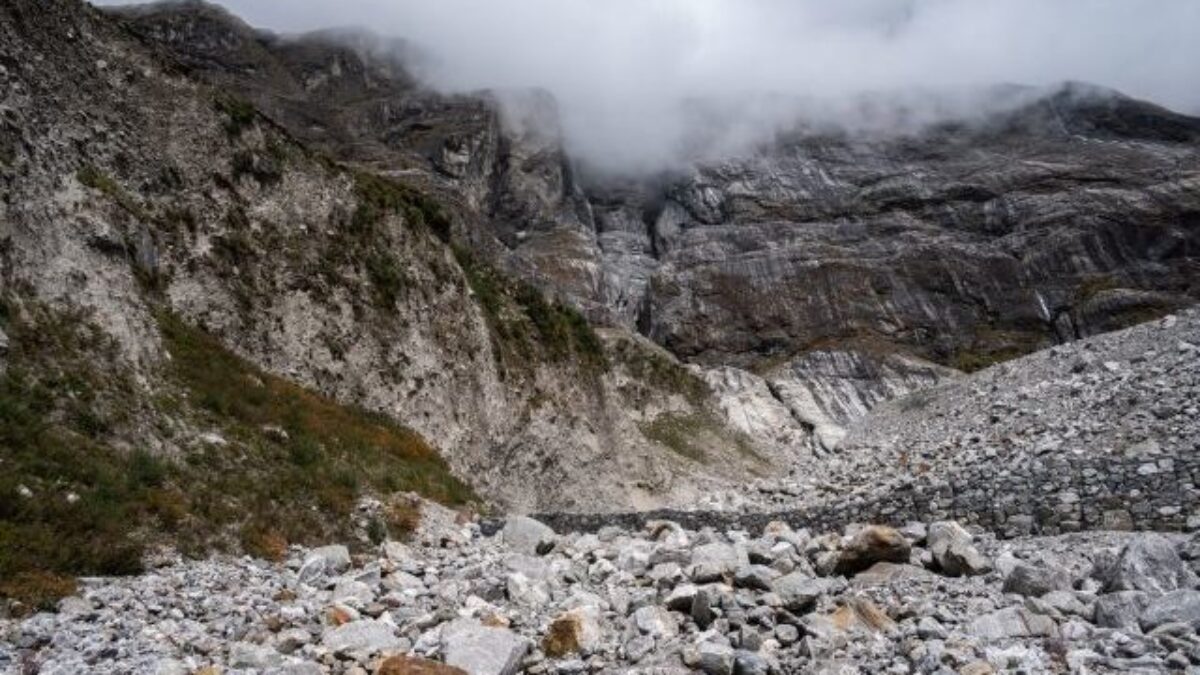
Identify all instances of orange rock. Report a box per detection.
[376,655,468,675]
[543,613,584,657]
[829,598,897,634]
[480,612,510,628]
[835,526,912,575]
[327,605,354,626]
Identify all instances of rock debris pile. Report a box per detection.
[7,513,1200,674]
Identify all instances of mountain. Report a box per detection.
[2,0,832,599]
[4,0,1200,671]
[113,2,1200,375]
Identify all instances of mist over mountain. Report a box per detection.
[6,0,1200,670]
[93,0,1200,172]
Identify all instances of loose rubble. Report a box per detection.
[539,309,1200,535]
[8,515,1200,674]
[4,311,1199,673]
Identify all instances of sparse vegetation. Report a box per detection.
[950,327,1050,373]
[351,171,452,243]
[77,164,150,221]
[231,149,282,185]
[0,139,15,168]
[639,412,764,465]
[612,338,710,405]
[156,312,476,522]
[365,252,408,308]
[1075,274,1122,302]
[0,299,475,612]
[0,300,155,610]
[454,246,607,373]
[312,171,453,308]
[214,95,257,137]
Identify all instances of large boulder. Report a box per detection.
[834,526,912,576]
[966,607,1059,641]
[631,606,679,639]
[442,619,530,675]
[1094,591,1152,630]
[1139,590,1200,632]
[505,573,551,608]
[298,545,352,585]
[694,641,736,675]
[321,620,402,655]
[1002,563,1073,598]
[1096,535,1197,594]
[228,642,283,670]
[501,516,557,555]
[771,573,845,613]
[689,542,748,583]
[927,522,991,577]
[852,562,935,588]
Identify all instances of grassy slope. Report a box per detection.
[0,299,475,613]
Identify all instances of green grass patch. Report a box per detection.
[0,301,154,611]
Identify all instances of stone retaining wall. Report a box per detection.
[534,442,1200,537]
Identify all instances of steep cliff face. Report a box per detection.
[10,0,1194,526]
[0,0,779,523]
[631,108,1200,369]
[115,3,1200,379]
[113,0,608,316]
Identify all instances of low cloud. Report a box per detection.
[99,0,1200,172]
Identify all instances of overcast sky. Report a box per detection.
[97,0,1200,172]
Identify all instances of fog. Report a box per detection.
[98,0,1200,172]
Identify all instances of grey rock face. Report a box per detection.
[228,642,283,669]
[967,607,1059,641]
[928,522,991,577]
[691,588,716,629]
[321,620,403,655]
[1097,535,1198,594]
[771,574,845,613]
[690,542,748,583]
[298,545,352,585]
[1094,591,1153,630]
[121,2,1200,378]
[695,641,736,675]
[632,606,679,639]
[1139,590,1200,631]
[501,516,557,556]
[1003,563,1074,598]
[441,619,529,675]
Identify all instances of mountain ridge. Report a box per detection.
[109,0,1200,374]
